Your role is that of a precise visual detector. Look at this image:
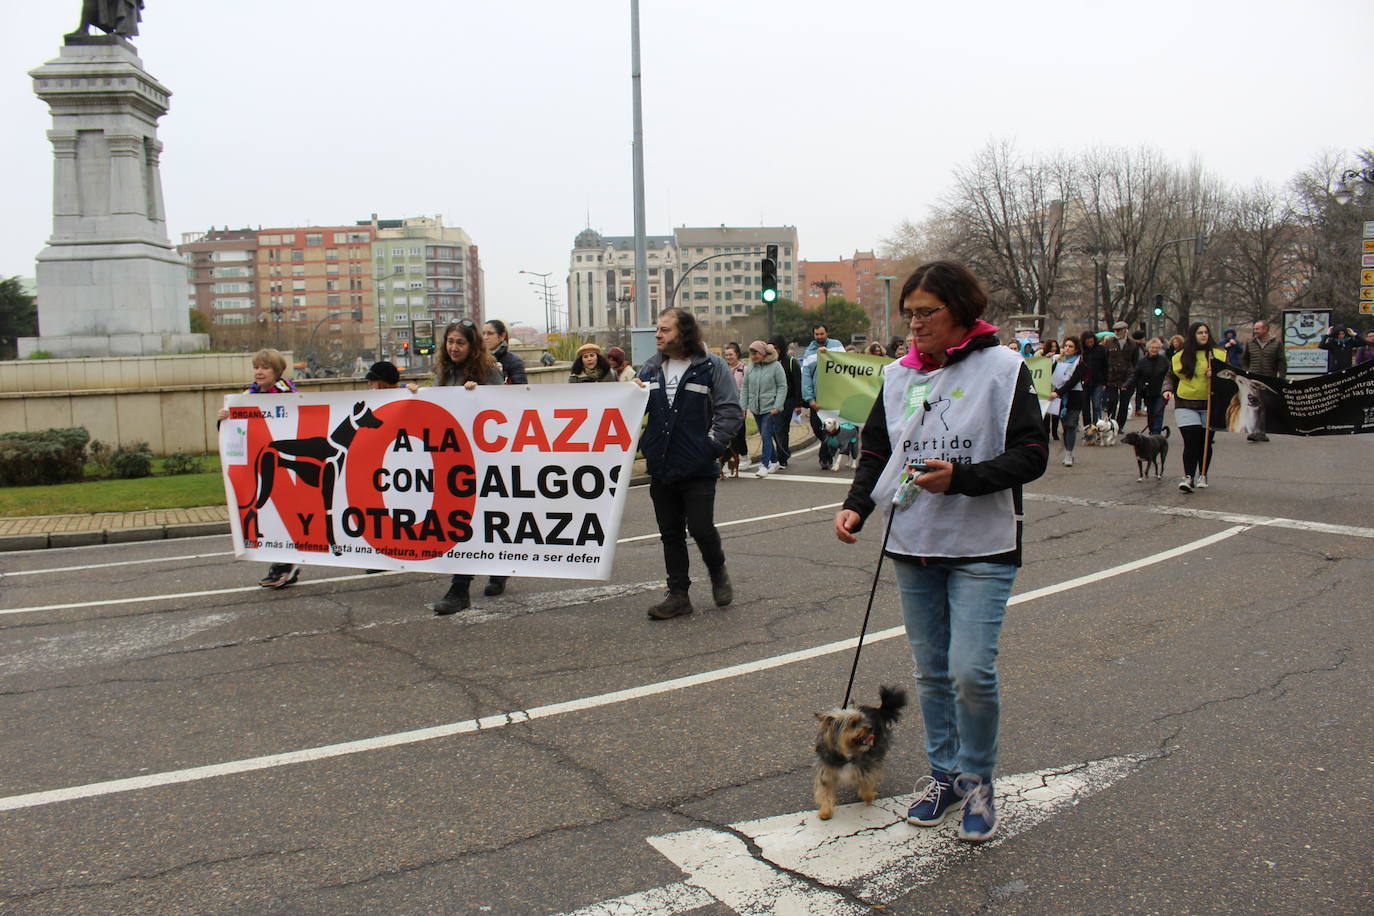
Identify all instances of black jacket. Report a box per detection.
[493,345,527,385]
[1130,353,1169,400]
[842,334,1048,566]
[636,350,743,482]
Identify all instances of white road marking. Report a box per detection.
[0,529,1240,813]
[1026,492,1374,539]
[564,754,1151,915]
[0,506,842,619]
[2,614,233,673]
[0,552,233,577]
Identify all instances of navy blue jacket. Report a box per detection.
[637,350,743,482]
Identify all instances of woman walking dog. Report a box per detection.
[834,261,1047,843]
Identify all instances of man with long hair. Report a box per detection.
[635,308,742,619]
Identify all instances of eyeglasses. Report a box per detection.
[901,305,946,322]
[456,318,476,329]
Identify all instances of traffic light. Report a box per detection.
[1153,295,1165,317]
[1193,234,1209,257]
[760,244,778,303]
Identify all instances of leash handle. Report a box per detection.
[841,504,898,709]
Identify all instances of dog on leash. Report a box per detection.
[720,447,740,480]
[1082,417,1120,447]
[1121,427,1170,480]
[813,685,907,820]
[821,416,861,471]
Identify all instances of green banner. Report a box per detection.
[815,350,892,423]
[1024,355,1053,400]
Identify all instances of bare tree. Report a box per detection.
[1289,148,1374,325]
[940,141,1077,328]
[1214,179,1298,323]
[1155,159,1228,333]
[1075,146,1178,331]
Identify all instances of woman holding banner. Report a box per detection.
[1163,322,1227,493]
[428,320,505,614]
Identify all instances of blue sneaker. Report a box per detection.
[906,771,963,826]
[955,774,997,842]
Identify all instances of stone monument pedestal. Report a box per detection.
[22,36,207,358]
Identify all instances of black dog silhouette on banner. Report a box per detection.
[240,401,383,553]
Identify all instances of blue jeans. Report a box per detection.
[1146,394,1165,435]
[753,412,775,467]
[893,558,1017,780]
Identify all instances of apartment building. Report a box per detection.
[365,215,483,361]
[565,224,800,337]
[800,250,889,336]
[180,228,258,325]
[256,225,377,358]
[672,226,799,325]
[567,228,678,336]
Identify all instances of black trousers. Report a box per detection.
[650,475,726,594]
[773,403,798,466]
[1179,425,1215,479]
[809,409,834,465]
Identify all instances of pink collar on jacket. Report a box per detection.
[899,319,1001,372]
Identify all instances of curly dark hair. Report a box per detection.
[435,320,498,386]
[658,307,706,357]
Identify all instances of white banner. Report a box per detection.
[218,384,648,580]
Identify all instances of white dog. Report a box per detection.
[1083,417,1119,446]
[821,416,861,470]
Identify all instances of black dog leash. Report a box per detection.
[841,504,898,709]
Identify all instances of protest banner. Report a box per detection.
[1208,358,1374,436]
[1023,355,1053,400]
[815,350,892,423]
[219,384,648,579]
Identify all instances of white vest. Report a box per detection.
[872,346,1022,559]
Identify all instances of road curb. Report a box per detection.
[0,522,232,553]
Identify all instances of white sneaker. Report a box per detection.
[738,457,751,470]
[755,464,770,478]
[1194,474,1208,489]
[766,462,781,474]
[1178,476,1193,493]
[1062,452,1074,467]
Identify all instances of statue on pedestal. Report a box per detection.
[68,0,145,39]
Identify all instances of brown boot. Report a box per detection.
[647,592,693,620]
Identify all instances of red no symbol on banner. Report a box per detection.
[342,400,478,560]
[227,405,332,552]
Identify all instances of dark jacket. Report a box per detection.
[1104,336,1134,387]
[1130,352,1169,400]
[636,350,743,482]
[1222,330,1244,368]
[493,344,527,385]
[1242,335,1286,378]
[841,333,1048,566]
[1083,340,1109,388]
[1319,331,1358,372]
[778,352,803,408]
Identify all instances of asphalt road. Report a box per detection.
[2,429,1372,915]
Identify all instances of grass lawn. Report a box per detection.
[0,456,226,518]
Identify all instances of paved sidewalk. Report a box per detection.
[0,425,817,553]
[0,506,230,552]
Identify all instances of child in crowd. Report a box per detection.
[216,349,300,589]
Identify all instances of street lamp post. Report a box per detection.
[519,269,555,334]
[877,274,897,348]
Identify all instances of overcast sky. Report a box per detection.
[4,0,1369,332]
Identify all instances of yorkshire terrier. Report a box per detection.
[812,685,907,820]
